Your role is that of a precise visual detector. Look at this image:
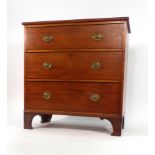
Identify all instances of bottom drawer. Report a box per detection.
[25,82,121,114]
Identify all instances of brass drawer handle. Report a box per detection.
[43,35,53,42]
[42,92,52,100]
[42,62,53,70]
[91,34,103,41]
[91,62,101,70]
[90,93,101,102]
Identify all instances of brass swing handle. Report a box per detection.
[42,62,53,70]
[91,34,103,41]
[42,91,101,101]
[43,34,103,41]
[42,92,52,100]
[90,93,101,102]
[91,62,101,70]
[43,35,53,42]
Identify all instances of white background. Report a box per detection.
[6,0,148,155]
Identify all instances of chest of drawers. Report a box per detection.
[22,17,131,136]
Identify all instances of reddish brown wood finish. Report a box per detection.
[23,17,130,136]
[107,118,123,136]
[25,24,124,49]
[26,52,122,80]
[24,112,35,129]
[24,112,52,128]
[25,82,121,114]
[22,17,131,33]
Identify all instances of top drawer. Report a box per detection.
[25,24,124,50]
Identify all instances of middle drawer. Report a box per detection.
[26,52,122,81]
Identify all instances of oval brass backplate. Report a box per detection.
[42,62,53,70]
[91,62,101,70]
[42,92,52,100]
[43,35,53,42]
[91,34,103,41]
[90,93,101,102]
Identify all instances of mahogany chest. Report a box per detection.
[22,17,131,136]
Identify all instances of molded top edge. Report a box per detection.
[22,17,131,33]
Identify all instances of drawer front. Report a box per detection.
[26,52,122,81]
[25,24,124,49]
[25,82,121,114]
